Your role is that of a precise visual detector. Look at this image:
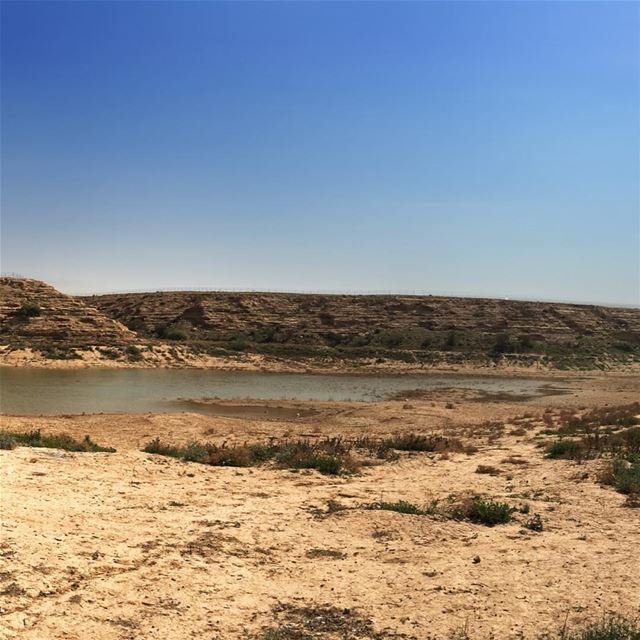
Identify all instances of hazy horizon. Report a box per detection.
[2,271,639,309]
[1,1,639,306]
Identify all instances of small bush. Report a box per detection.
[490,333,515,356]
[0,433,17,450]
[143,437,358,475]
[546,440,583,459]
[155,323,189,341]
[126,345,143,361]
[366,500,437,516]
[378,331,403,349]
[524,513,544,532]
[623,427,640,453]
[600,459,640,496]
[545,418,640,463]
[227,340,248,352]
[318,311,335,326]
[0,430,115,453]
[126,318,147,333]
[548,614,640,639]
[19,302,41,318]
[143,437,183,458]
[444,330,458,349]
[366,496,514,526]
[205,445,253,467]
[453,497,515,526]
[299,455,343,475]
[475,464,501,476]
[354,433,466,458]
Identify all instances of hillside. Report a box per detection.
[0,278,134,358]
[83,289,640,369]
[1,278,638,368]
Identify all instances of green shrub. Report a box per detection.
[204,445,253,467]
[143,437,183,458]
[289,454,343,475]
[600,459,640,496]
[166,325,189,341]
[0,433,17,450]
[182,441,209,463]
[353,433,466,458]
[1,430,115,453]
[550,615,640,639]
[249,327,276,343]
[366,496,513,526]
[546,440,583,459]
[366,500,437,516]
[143,437,357,475]
[490,333,515,356]
[454,497,515,526]
[622,427,640,453]
[444,330,458,349]
[518,334,537,351]
[126,345,143,361]
[155,323,189,341]
[227,340,248,352]
[379,331,403,349]
[19,302,41,318]
[126,318,147,333]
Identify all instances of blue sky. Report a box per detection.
[1,1,638,304]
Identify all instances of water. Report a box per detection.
[0,368,555,415]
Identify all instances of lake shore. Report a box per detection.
[1,372,639,639]
[2,345,639,378]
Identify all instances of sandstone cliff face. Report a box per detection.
[84,290,640,367]
[2,278,638,367]
[0,278,134,350]
[85,290,640,339]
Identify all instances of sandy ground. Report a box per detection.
[1,373,639,639]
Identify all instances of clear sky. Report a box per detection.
[1,1,638,304]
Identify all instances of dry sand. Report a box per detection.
[1,373,639,639]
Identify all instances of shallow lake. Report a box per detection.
[0,368,559,415]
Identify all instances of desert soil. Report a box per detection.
[1,372,639,639]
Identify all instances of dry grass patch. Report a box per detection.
[365,495,517,527]
[542,403,640,505]
[143,436,358,475]
[475,464,501,476]
[540,614,640,639]
[0,429,115,453]
[143,432,473,475]
[255,602,416,639]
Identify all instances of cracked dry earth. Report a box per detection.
[1,374,639,639]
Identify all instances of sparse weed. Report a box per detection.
[353,433,468,459]
[599,459,640,496]
[365,495,515,527]
[546,440,583,459]
[524,513,544,532]
[475,464,501,475]
[452,497,515,526]
[542,614,640,639]
[143,432,472,475]
[0,433,17,450]
[365,500,439,516]
[143,437,358,475]
[0,430,115,453]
